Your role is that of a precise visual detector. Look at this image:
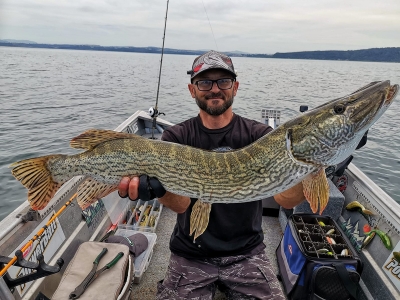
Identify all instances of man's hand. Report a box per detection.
[118,175,166,201]
[118,176,140,200]
[117,176,190,213]
[274,182,305,209]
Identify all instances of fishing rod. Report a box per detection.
[149,0,170,139]
[0,194,76,278]
[201,0,218,50]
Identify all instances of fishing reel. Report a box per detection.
[148,107,165,118]
[148,107,165,140]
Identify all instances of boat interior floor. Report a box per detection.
[129,207,284,300]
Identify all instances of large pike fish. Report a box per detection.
[10,81,398,240]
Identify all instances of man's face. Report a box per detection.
[188,69,239,116]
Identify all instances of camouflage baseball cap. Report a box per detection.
[187,50,237,80]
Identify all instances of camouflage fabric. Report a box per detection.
[188,50,237,80]
[156,243,285,300]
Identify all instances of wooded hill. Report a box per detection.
[1,41,399,63]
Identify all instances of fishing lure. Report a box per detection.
[365,229,392,250]
[393,252,400,263]
[346,201,374,216]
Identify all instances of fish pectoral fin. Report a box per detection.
[10,155,65,210]
[70,129,142,150]
[189,199,212,241]
[77,178,118,209]
[302,168,330,214]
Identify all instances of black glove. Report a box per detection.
[138,175,166,201]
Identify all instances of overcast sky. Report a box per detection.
[1,0,399,54]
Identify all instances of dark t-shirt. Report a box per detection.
[161,113,273,259]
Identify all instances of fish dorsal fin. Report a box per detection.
[302,168,330,214]
[70,129,141,150]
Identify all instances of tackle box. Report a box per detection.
[119,199,163,232]
[290,214,356,259]
[277,214,363,300]
[114,229,157,284]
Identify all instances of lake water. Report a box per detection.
[1,47,399,221]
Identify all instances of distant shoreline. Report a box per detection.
[1,42,399,63]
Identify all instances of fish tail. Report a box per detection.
[10,155,65,210]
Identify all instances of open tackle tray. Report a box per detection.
[290,214,356,260]
[119,199,163,232]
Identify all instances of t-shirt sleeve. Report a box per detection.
[252,123,273,141]
[161,127,181,143]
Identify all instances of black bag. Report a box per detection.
[276,214,363,300]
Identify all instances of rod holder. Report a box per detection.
[0,251,64,289]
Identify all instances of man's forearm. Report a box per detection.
[158,191,191,214]
[274,182,305,209]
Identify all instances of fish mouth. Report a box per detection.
[385,84,399,105]
[347,81,397,132]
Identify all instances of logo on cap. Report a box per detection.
[193,63,204,73]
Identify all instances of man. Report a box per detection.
[118,50,305,299]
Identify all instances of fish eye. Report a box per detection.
[334,104,346,114]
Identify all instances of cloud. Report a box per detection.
[1,0,400,53]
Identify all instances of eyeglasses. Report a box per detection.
[194,78,235,91]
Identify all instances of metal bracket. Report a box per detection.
[0,250,64,289]
[21,209,40,222]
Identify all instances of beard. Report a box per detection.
[195,92,234,116]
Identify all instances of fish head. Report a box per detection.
[285,80,398,166]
